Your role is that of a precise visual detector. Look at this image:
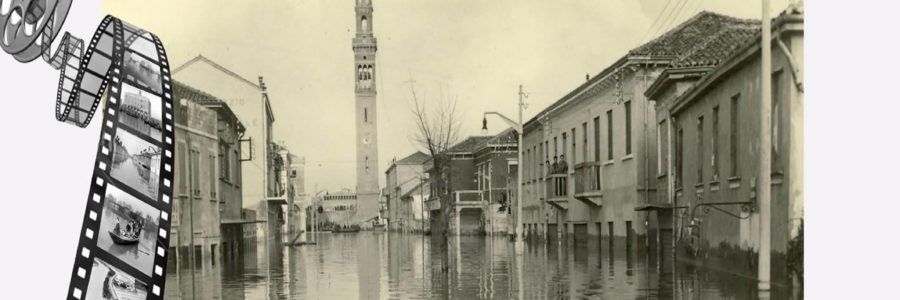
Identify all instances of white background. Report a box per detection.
[2,1,900,299]
[0,1,101,298]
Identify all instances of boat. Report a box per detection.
[105,273,147,300]
[372,223,386,233]
[109,230,139,245]
[332,224,360,233]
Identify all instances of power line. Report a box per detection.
[638,0,676,45]
[654,0,691,38]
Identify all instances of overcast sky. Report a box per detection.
[103,0,790,193]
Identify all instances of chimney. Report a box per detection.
[586,73,590,81]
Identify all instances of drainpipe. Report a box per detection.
[758,0,773,292]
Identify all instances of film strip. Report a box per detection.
[1,5,174,299]
[62,17,174,300]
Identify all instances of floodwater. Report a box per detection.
[97,206,156,276]
[164,232,783,299]
[110,156,156,199]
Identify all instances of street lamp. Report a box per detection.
[482,84,526,248]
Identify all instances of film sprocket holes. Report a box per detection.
[1,4,174,299]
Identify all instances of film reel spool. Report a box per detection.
[59,16,174,300]
[1,11,174,299]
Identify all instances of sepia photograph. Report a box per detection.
[110,129,161,200]
[123,50,162,94]
[102,0,806,298]
[84,258,149,300]
[97,184,161,276]
[118,83,163,141]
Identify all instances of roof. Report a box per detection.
[174,80,245,132]
[630,11,759,61]
[396,151,430,165]
[400,181,428,199]
[486,127,517,146]
[524,11,760,130]
[448,136,493,154]
[172,54,260,89]
[665,6,803,115]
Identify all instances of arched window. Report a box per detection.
[361,16,369,32]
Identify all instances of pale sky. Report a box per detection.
[103,0,790,193]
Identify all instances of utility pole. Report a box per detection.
[516,84,524,248]
[758,0,773,293]
[482,84,526,251]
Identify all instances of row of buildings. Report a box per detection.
[168,55,309,271]
[393,6,803,288]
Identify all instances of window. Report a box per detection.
[561,133,567,161]
[593,116,600,161]
[209,152,217,198]
[571,128,576,163]
[220,144,230,182]
[712,106,720,180]
[582,122,588,163]
[191,147,200,197]
[361,16,369,32]
[539,143,544,177]
[364,108,368,123]
[177,142,186,195]
[607,110,613,160]
[553,137,558,157]
[525,150,530,181]
[365,156,369,172]
[697,116,704,182]
[657,119,666,175]
[676,128,684,188]
[625,101,632,155]
[730,94,740,177]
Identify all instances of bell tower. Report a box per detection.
[352,0,379,221]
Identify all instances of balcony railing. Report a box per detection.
[453,190,485,209]
[545,174,568,200]
[573,162,603,206]
[573,162,603,195]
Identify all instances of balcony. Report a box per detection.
[573,162,603,207]
[544,174,569,210]
[454,190,485,209]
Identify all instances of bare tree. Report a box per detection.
[408,82,461,272]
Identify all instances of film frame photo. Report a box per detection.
[67,16,176,300]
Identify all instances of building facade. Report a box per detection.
[647,8,804,286]
[173,81,249,262]
[385,151,430,232]
[352,0,381,222]
[425,130,518,236]
[312,191,360,229]
[172,86,223,270]
[473,129,517,235]
[172,55,278,217]
[518,12,771,255]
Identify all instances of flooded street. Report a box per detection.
[164,232,776,299]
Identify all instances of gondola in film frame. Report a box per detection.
[56,15,175,300]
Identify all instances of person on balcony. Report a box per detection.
[559,155,569,195]
[559,155,569,173]
[552,156,560,174]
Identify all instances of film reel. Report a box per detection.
[1,9,174,299]
[61,16,174,300]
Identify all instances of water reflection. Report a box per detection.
[165,232,776,299]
